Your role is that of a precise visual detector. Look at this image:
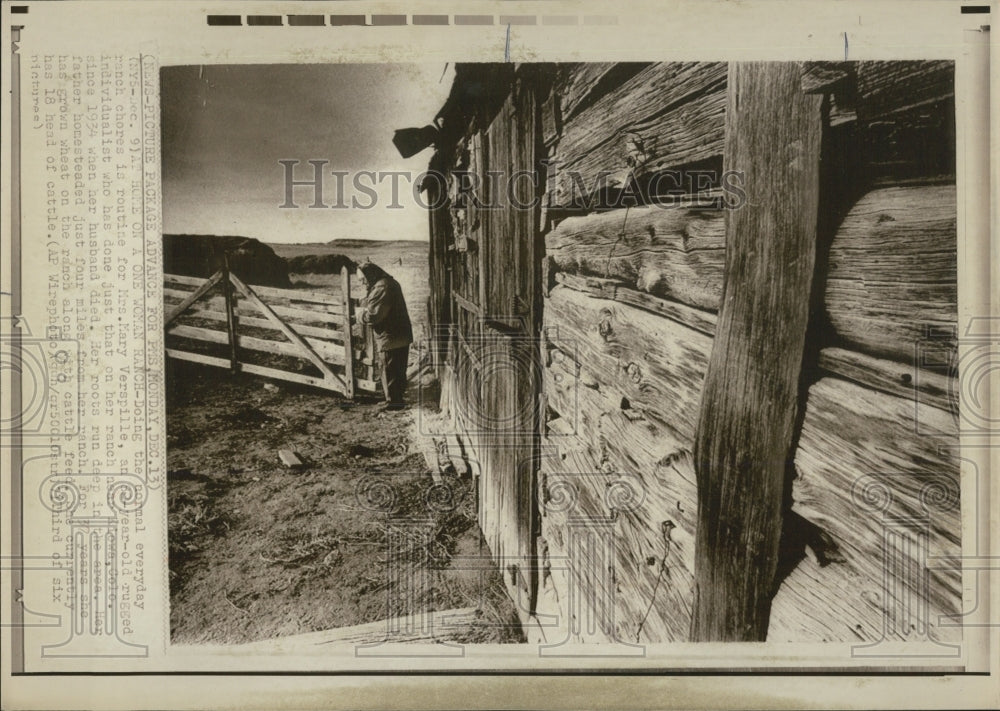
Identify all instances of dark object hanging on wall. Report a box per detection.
[392,124,440,158]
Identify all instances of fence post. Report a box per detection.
[340,265,356,399]
[367,320,380,396]
[222,255,240,374]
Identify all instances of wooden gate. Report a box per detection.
[163,265,379,398]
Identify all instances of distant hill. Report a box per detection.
[269,239,427,260]
[284,253,356,275]
[163,234,291,287]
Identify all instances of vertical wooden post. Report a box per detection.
[222,255,240,374]
[476,132,489,324]
[691,62,824,641]
[340,265,356,399]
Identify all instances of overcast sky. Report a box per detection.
[160,63,454,243]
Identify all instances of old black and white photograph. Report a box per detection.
[159,60,962,649]
[4,0,996,708]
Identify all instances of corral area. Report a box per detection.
[165,238,523,645]
[166,359,523,645]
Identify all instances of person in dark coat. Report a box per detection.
[358,261,413,411]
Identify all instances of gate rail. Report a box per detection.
[163,265,379,397]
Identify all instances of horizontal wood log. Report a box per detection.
[546,178,957,370]
[782,376,961,642]
[544,283,712,444]
[817,347,955,414]
[539,437,695,642]
[551,271,958,410]
[550,267,958,417]
[824,185,957,362]
[545,205,725,311]
[768,547,897,643]
[556,62,653,122]
[544,353,698,538]
[538,441,636,645]
[549,62,727,208]
[801,61,853,94]
[856,62,955,181]
[541,291,715,641]
[856,61,954,120]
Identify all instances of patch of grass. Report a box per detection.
[168,489,234,596]
[169,491,232,556]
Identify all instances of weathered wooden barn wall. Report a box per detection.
[426,61,960,644]
[538,61,729,643]
[427,64,544,615]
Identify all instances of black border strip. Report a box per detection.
[288,15,325,26]
[246,15,282,26]
[207,15,242,26]
[204,14,626,27]
[329,14,366,26]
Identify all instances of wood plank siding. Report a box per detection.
[426,60,959,644]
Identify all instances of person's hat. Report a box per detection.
[358,259,382,280]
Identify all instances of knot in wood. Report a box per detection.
[623,131,648,168]
[506,564,519,588]
[661,520,676,544]
[598,318,613,340]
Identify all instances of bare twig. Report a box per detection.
[224,592,248,615]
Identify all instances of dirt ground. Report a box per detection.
[166,359,524,645]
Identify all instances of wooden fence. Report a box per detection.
[163,265,379,398]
